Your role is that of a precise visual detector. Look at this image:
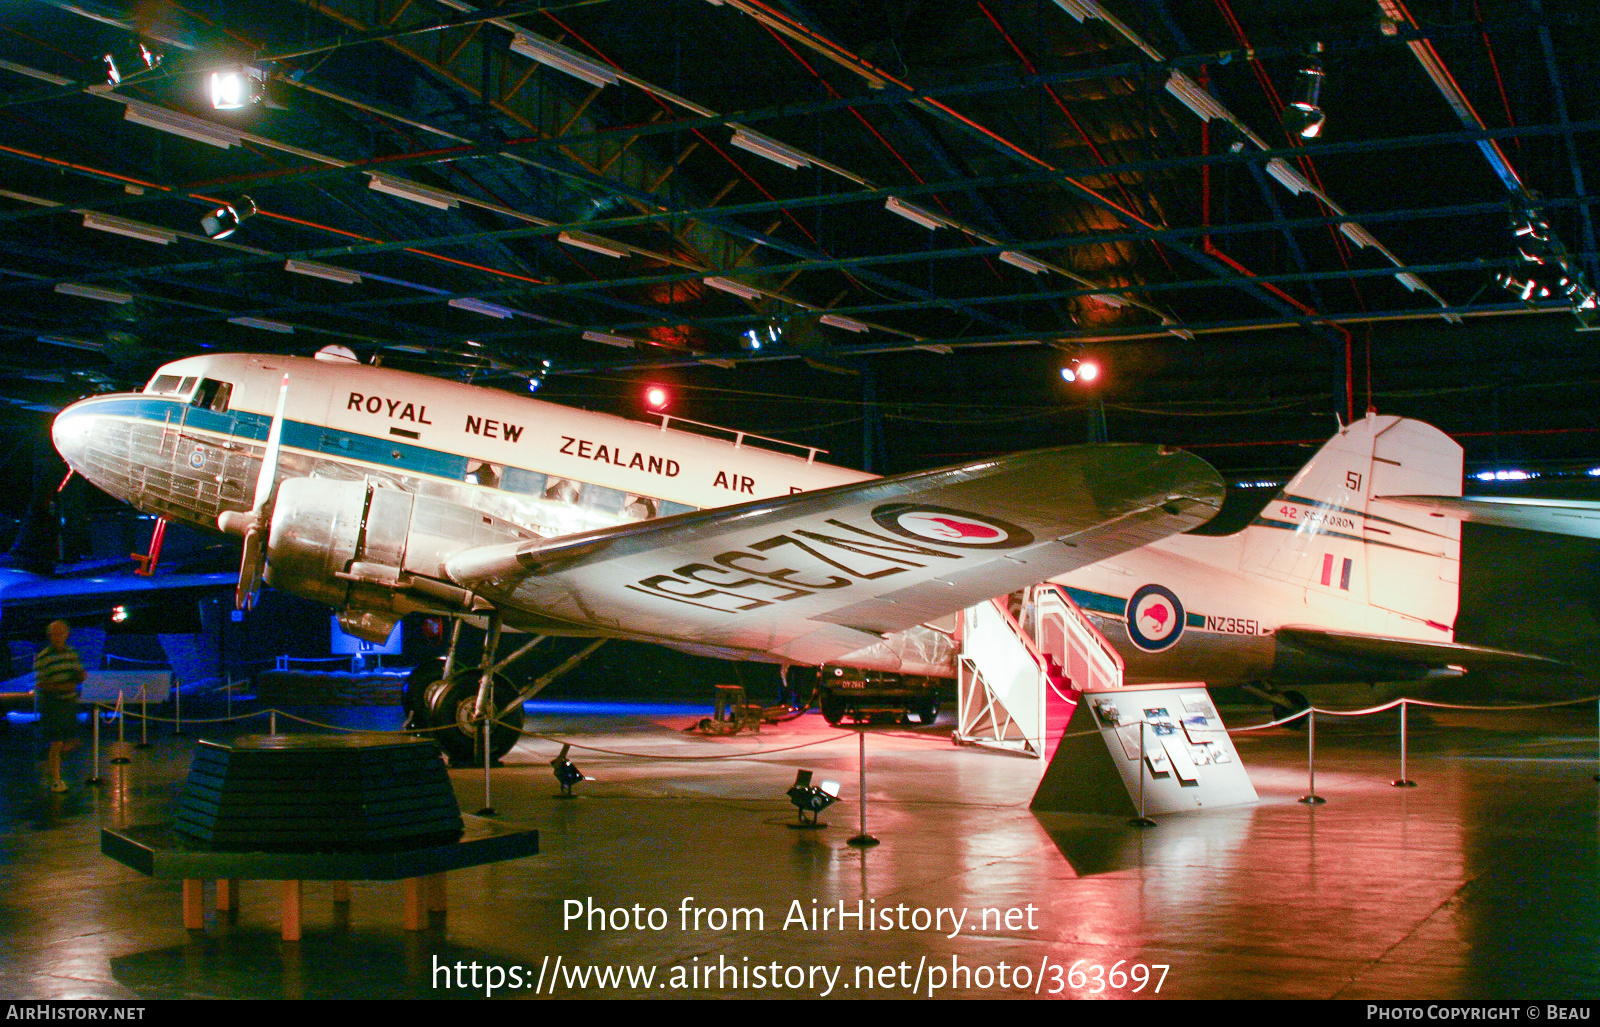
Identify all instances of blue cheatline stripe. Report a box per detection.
[1187,612,1205,627]
[1061,584,1215,631]
[80,395,471,482]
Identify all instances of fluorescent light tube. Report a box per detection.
[1093,292,1127,308]
[38,334,105,352]
[583,330,635,348]
[123,100,240,149]
[1340,223,1380,250]
[367,174,459,210]
[55,282,132,304]
[82,212,175,245]
[450,297,514,319]
[1394,272,1426,293]
[1052,0,1109,21]
[558,231,629,258]
[284,259,361,284]
[885,196,952,230]
[999,250,1050,274]
[1164,72,1230,123]
[1265,158,1313,196]
[509,33,618,88]
[228,316,294,333]
[704,276,762,300]
[729,127,810,170]
[819,313,869,332]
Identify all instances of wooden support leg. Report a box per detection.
[216,878,238,912]
[402,877,425,931]
[425,873,447,915]
[280,880,303,942]
[182,879,204,930]
[331,881,351,904]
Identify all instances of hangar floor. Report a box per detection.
[2,699,1597,1000]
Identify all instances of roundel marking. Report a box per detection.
[188,444,207,469]
[869,504,1034,550]
[1125,584,1185,652]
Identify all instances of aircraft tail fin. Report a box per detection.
[1240,415,1462,639]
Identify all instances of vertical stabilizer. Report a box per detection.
[1240,415,1462,639]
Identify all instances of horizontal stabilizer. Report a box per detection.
[1381,495,1600,540]
[1276,626,1573,675]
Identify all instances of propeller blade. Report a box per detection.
[233,373,288,610]
[236,529,264,610]
[251,373,290,518]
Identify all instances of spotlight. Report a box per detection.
[645,386,669,409]
[1281,43,1326,139]
[551,744,583,796]
[785,769,840,828]
[200,196,256,240]
[111,604,129,624]
[1060,357,1100,384]
[209,66,264,110]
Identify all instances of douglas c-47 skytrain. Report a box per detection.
[49,348,1559,758]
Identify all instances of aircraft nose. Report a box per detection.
[51,399,99,472]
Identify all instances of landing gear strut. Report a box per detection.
[408,615,528,765]
[1244,682,1310,730]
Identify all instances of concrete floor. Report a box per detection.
[1,698,1597,1000]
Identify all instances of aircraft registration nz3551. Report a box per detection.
[49,349,1558,758]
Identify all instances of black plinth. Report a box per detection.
[101,814,537,881]
[173,733,463,852]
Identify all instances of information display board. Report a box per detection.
[1031,684,1258,816]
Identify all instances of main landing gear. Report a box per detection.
[1243,682,1311,730]
[403,616,526,765]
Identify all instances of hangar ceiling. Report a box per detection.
[1,0,1597,487]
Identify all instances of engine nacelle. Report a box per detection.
[264,477,536,640]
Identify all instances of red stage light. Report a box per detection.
[646,386,669,409]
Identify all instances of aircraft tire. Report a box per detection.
[402,659,444,728]
[1275,690,1311,731]
[420,670,524,764]
[820,691,846,726]
[915,699,939,725]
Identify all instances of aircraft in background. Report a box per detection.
[48,348,1560,758]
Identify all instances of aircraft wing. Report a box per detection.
[0,569,237,637]
[1381,495,1600,540]
[446,444,1224,667]
[1275,626,1573,676]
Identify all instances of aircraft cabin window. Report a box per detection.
[501,467,546,496]
[146,374,182,395]
[544,477,578,504]
[192,379,232,413]
[580,485,627,514]
[465,461,501,489]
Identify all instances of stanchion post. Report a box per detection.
[270,709,277,735]
[1299,710,1326,804]
[171,673,184,736]
[85,703,105,785]
[1392,699,1417,787]
[109,692,131,765]
[848,727,879,847]
[1593,697,1599,784]
[1129,719,1156,827]
[135,687,151,748]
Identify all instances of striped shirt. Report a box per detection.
[33,645,85,698]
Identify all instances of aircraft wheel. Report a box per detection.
[1274,689,1311,731]
[402,659,444,728]
[820,691,846,726]
[915,699,939,725]
[420,670,524,764]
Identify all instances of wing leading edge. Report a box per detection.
[445,444,1225,668]
[1275,626,1573,678]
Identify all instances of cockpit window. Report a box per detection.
[146,374,182,395]
[192,379,232,413]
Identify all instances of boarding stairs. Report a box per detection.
[955,583,1123,760]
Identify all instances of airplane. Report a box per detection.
[46,347,1560,759]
